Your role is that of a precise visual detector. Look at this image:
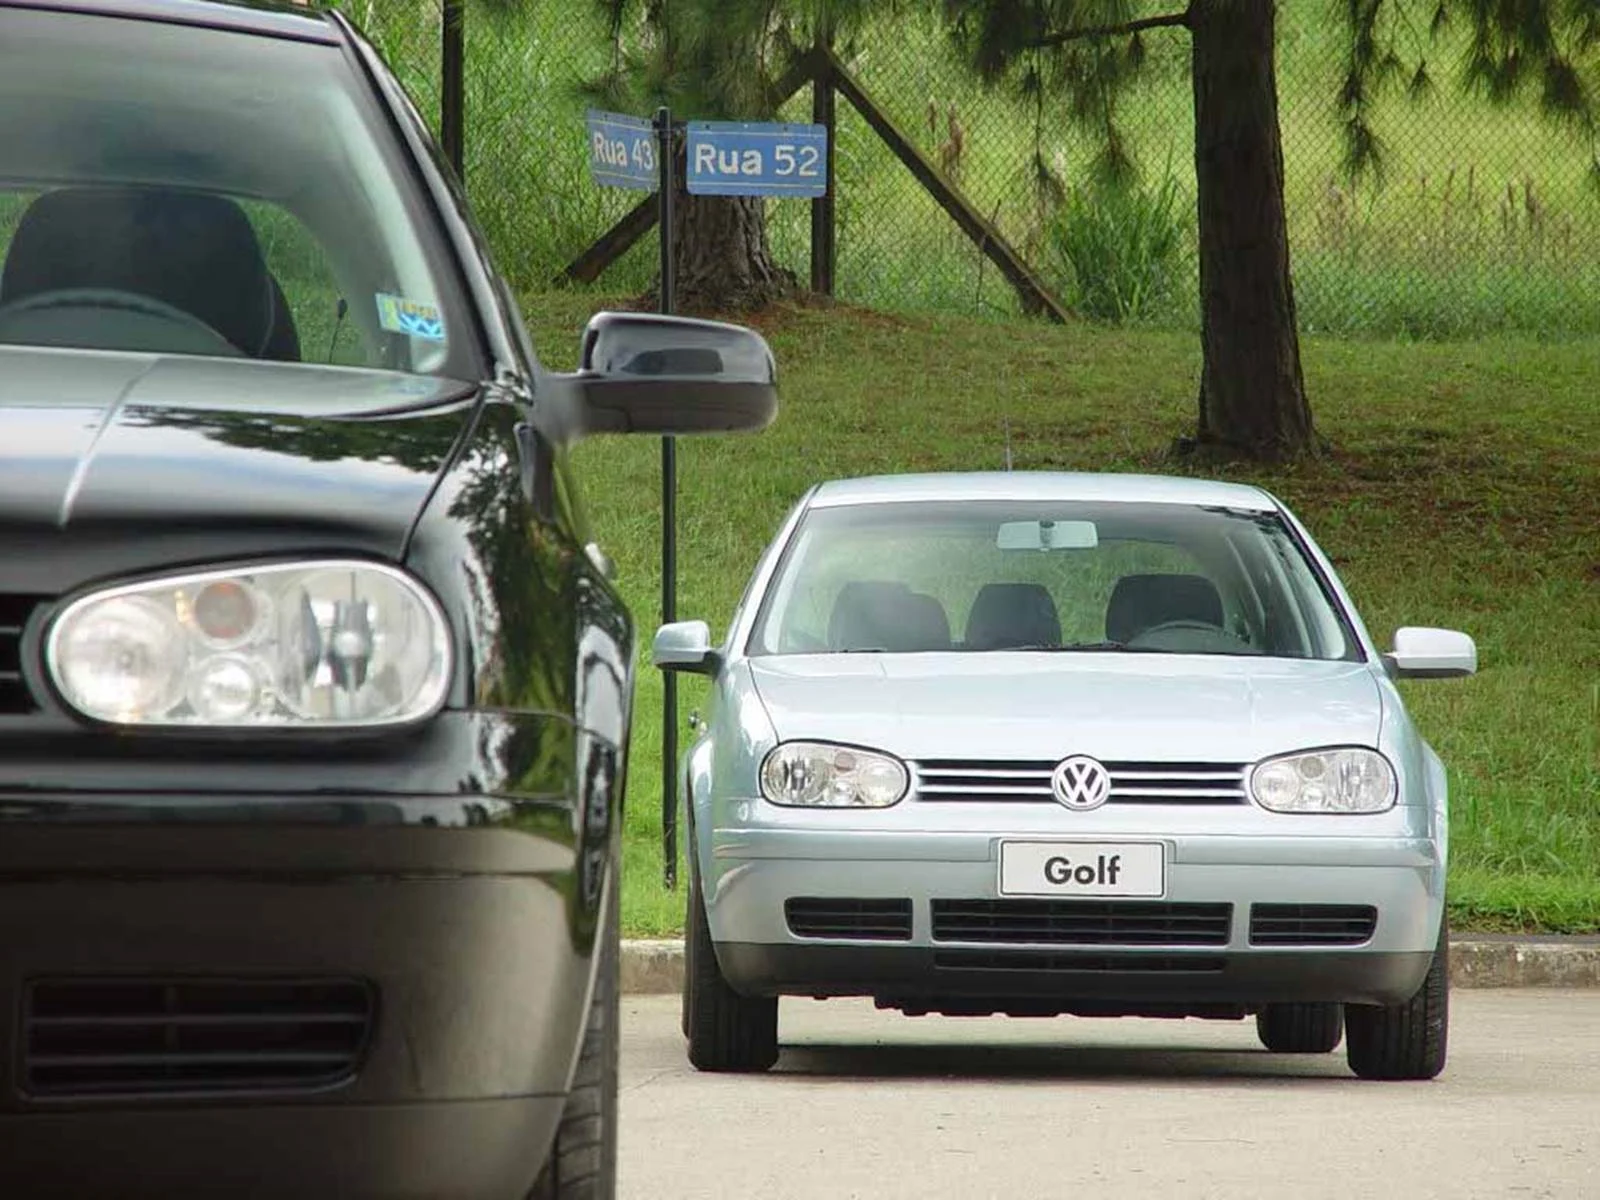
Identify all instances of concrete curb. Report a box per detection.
[621,936,1600,995]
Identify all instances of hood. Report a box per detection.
[0,346,479,593]
[748,653,1382,763]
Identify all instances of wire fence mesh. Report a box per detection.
[339,0,1600,339]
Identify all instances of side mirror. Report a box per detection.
[653,620,720,675]
[1384,627,1477,679]
[572,312,778,436]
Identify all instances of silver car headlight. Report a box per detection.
[46,561,452,727]
[760,742,909,808]
[1250,748,1397,813]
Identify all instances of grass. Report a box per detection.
[344,0,1600,339]
[519,289,1600,938]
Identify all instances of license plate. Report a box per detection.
[998,841,1166,898]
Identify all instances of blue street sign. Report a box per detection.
[586,109,658,190]
[685,121,827,198]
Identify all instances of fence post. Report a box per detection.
[810,40,836,297]
[440,0,465,177]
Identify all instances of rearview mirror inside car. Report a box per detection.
[1384,626,1477,679]
[653,619,720,675]
[997,519,1099,551]
[573,312,777,436]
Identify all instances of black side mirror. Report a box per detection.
[571,311,778,436]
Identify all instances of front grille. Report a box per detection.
[22,977,375,1098]
[1250,904,1378,946]
[786,897,913,941]
[0,595,44,714]
[912,759,1248,804]
[932,899,1233,946]
[934,950,1227,974]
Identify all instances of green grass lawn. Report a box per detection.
[521,291,1600,938]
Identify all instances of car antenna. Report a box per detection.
[325,297,349,363]
[1003,414,1013,471]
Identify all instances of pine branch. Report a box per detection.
[1030,8,1191,51]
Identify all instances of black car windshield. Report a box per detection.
[749,500,1359,661]
[0,7,470,376]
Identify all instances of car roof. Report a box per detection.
[0,0,337,43]
[807,471,1279,512]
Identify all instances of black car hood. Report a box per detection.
[0,346,480,594]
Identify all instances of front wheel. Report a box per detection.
[528,866,620,1199]
[684,867,778,1073]
[1255,1002,1344,1054]
[1344,917,1450,1081]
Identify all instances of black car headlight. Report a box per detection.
[45,561,452,727]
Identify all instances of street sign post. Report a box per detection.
[585,109,828,892]
[685,121,828,197]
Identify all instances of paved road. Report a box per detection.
[619,990,1599,1200]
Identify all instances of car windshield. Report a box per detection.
[748,499,1358,661]
[0,7,469,377]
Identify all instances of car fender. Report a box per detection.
[685,733,715,875]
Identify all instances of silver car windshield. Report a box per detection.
[749,500,1358,661]
[0,8,468,377]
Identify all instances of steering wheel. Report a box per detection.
[0,287,244,358]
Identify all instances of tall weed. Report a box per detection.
[1044,171,1190,324]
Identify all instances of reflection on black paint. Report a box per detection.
[90,391,636,950]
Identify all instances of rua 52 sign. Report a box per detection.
[585,110,827,200]
[684,121,826,198]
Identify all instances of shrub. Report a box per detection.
[1044,170,1190,324]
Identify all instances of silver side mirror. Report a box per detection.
[1385,627,1477,679]
[653,619,719,675]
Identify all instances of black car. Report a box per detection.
[0,1,775,1196]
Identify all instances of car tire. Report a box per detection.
[528,867,620,1200]
[1344,916,1450,1081]
[1254,1003,1344,1053]
[685,867,779,1073]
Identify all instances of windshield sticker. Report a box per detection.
[376,293,446,342]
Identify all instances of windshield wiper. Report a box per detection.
[984,641,1136,652]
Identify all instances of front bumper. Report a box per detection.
[705,822,1445,1010]
[0,793,598,1200]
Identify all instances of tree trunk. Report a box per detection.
[669,186,796,314]
[1189,0,1314,461]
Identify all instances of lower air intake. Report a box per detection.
[22,977,375,1098]
[786,897,914,941]
[1250,904,1379,946]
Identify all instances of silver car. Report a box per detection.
[654,472,1476,1080]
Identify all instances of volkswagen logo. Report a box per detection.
[1051,755,1111,811]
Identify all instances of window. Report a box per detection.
[0,9,472,377]
[748,500,1357,661]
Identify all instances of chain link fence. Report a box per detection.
[340,0,1600,339]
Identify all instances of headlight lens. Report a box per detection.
[1250,748,1397,813]
[759,742,908,808]
[47,562,451,727]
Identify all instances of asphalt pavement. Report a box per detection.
[619,990,1599,1200]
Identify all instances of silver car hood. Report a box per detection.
[746,654,1382,762]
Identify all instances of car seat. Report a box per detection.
[963,582,1061,649]
[827,581,951,652]
[1105,573,1225,644]
[0,186,300,360]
